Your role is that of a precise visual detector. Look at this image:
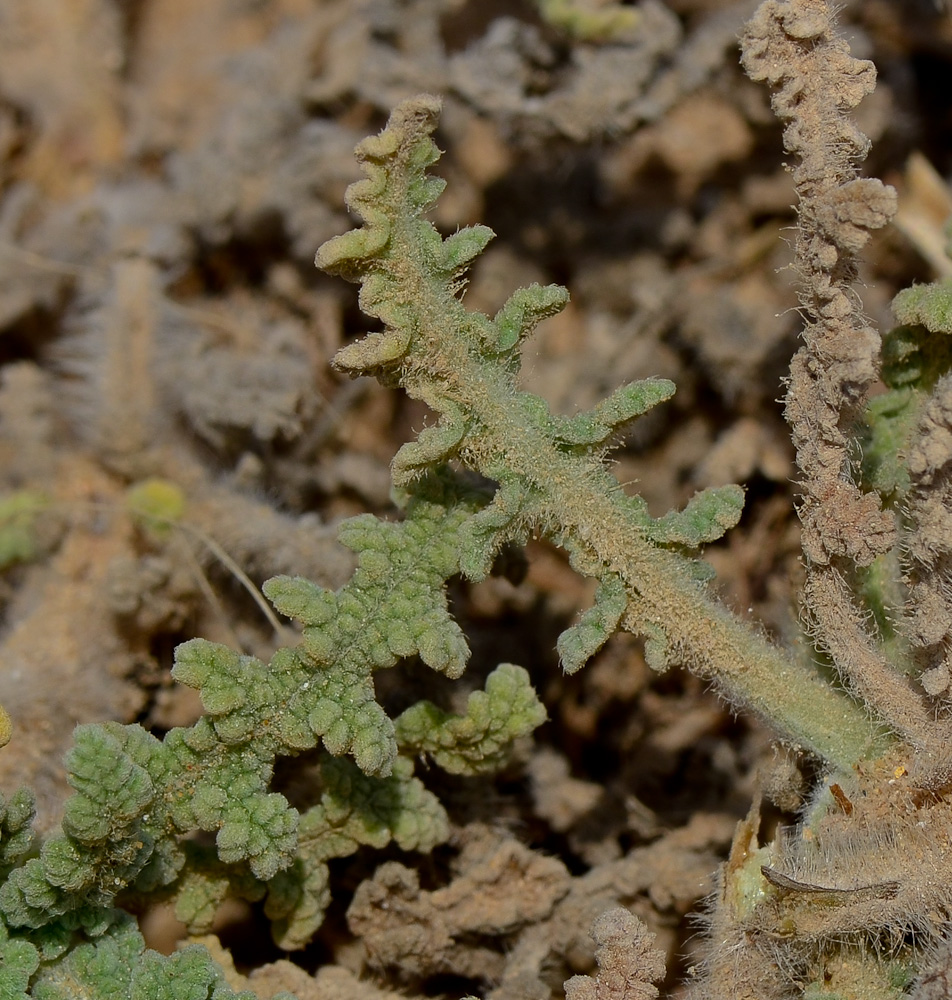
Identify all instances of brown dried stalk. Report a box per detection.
[741,0,950,760]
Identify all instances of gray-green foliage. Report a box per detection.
[23,912,281,1000]
[315,94,885,773]
[533,0,641,41]
[0,473,546,993]
[315,91,952,999]
[859,279,952,649]
[394,662,546,773]
[863,279,952,498]
[314,97,745,609]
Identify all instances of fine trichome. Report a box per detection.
[2,1,952,998]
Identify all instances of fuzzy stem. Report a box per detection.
[317,94,894,773]
[409,301,891,771]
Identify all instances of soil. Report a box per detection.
[0,1,950,997]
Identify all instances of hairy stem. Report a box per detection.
[317,95,891,771]
[405,259,889,771]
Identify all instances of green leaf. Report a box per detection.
[491,284,569,352]
[892,278,952,334]
[129,945,262,1000]
[0,921,40,999]
[31,913,142,1000]
[63,728,154,843]
[392,407,468,485]
[557,575,628,674]
[646,484,746,547]
[0,788,36,871]
[395,664,546,774]
[552,378,675,448]
[264,852,332,953]
[439,225,495,277]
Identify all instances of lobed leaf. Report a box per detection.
[491,284,570,352]
[63,728,154,844]
[0,921,40,997]
[0,789,36,872]
[892,278,952,335]
[645,484,746,547]
[394,664,547,774]
[552,379,675,448]
[558,575,628,674]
